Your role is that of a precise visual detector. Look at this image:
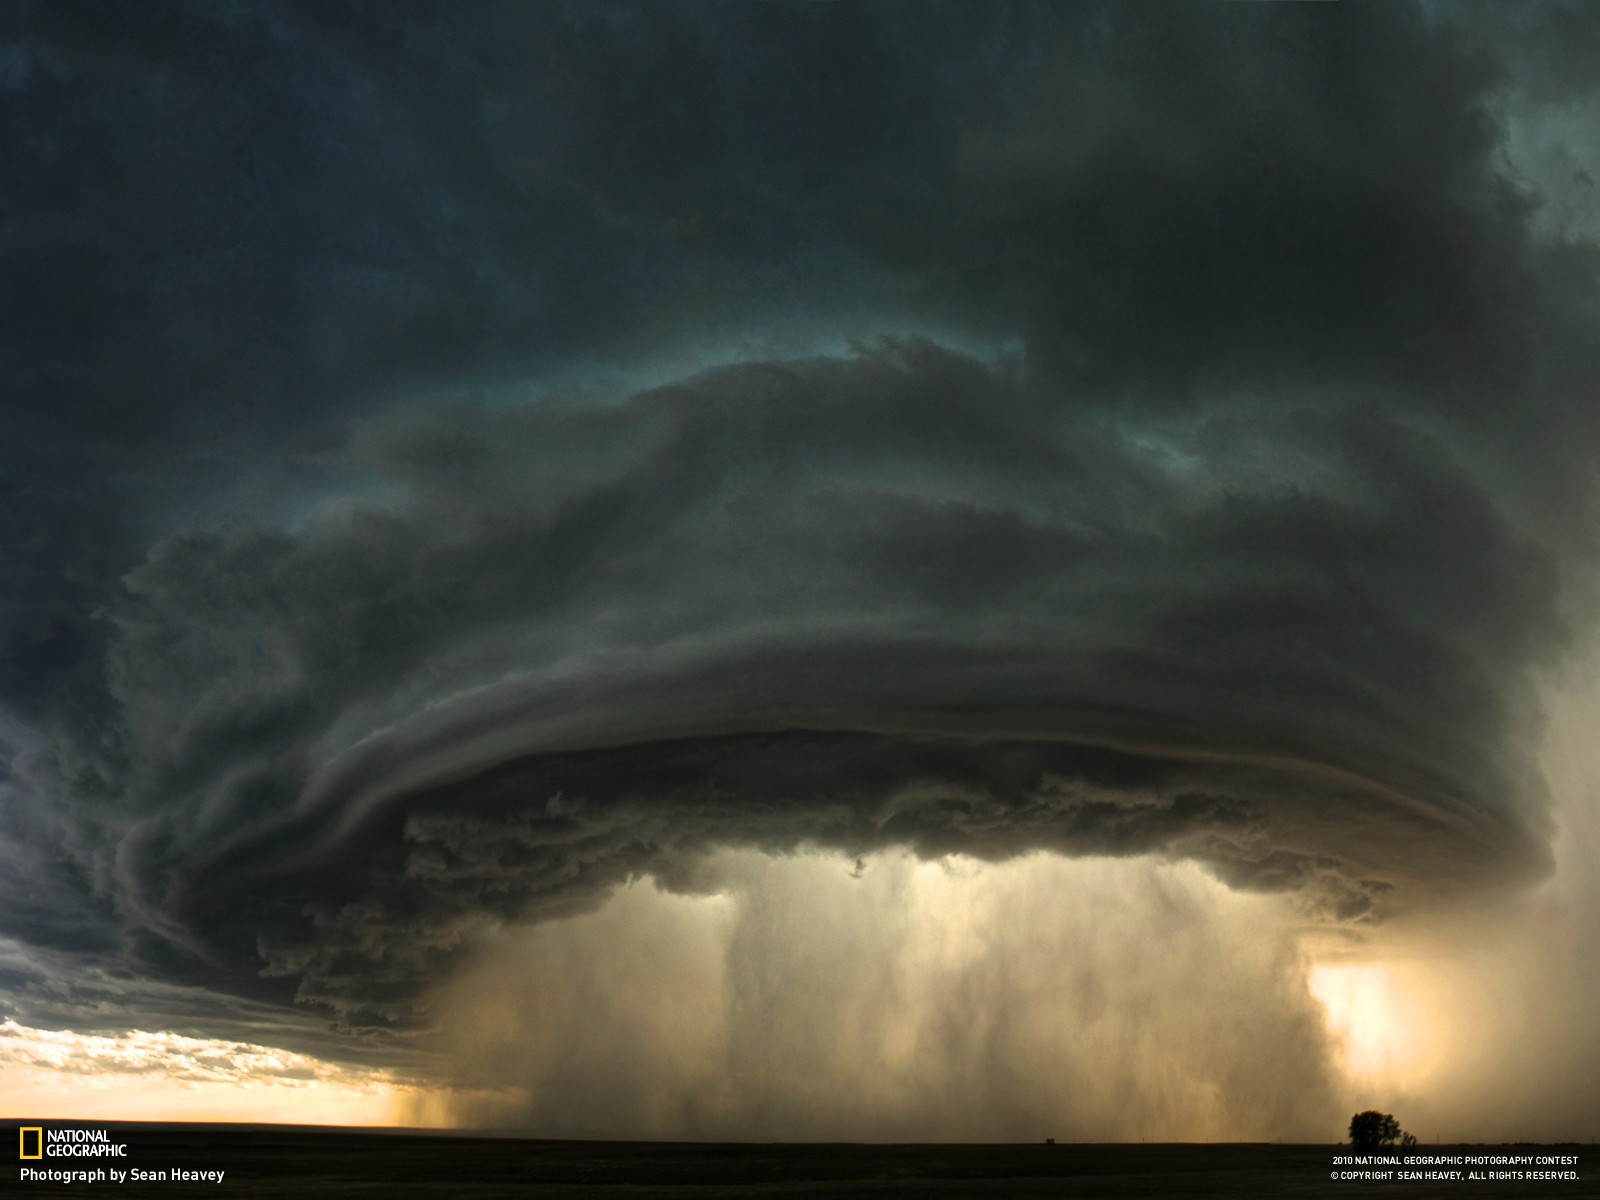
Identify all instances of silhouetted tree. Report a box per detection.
[1349,1111,1411,1151]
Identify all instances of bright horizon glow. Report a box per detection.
[0,1018,452,1126]
[1307,963,1432,1089]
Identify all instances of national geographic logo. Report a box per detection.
[15,1127,128,1157]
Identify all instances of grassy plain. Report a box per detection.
[7,1123,1596,1198]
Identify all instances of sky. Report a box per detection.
[2,0,1599,1141]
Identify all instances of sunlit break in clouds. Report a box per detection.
[2,0,1599,1138]
[1308,965,1432,1087]
[0,1020,443,1125]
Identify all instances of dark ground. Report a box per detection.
[7,1123,1597,1198]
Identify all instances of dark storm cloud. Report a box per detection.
[2,0,1596,1055]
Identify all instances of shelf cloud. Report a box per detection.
[3,0,1597,1135]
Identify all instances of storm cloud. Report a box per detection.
[3,0,1598,1128]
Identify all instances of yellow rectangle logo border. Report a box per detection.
[19,1126,43,1159]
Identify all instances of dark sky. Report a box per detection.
[2,0,1599,1136]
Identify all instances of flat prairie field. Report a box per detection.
[8,1124,1598,1198]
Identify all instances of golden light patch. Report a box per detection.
[0,1018,447,1125]
[1307,963,1429,1086]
